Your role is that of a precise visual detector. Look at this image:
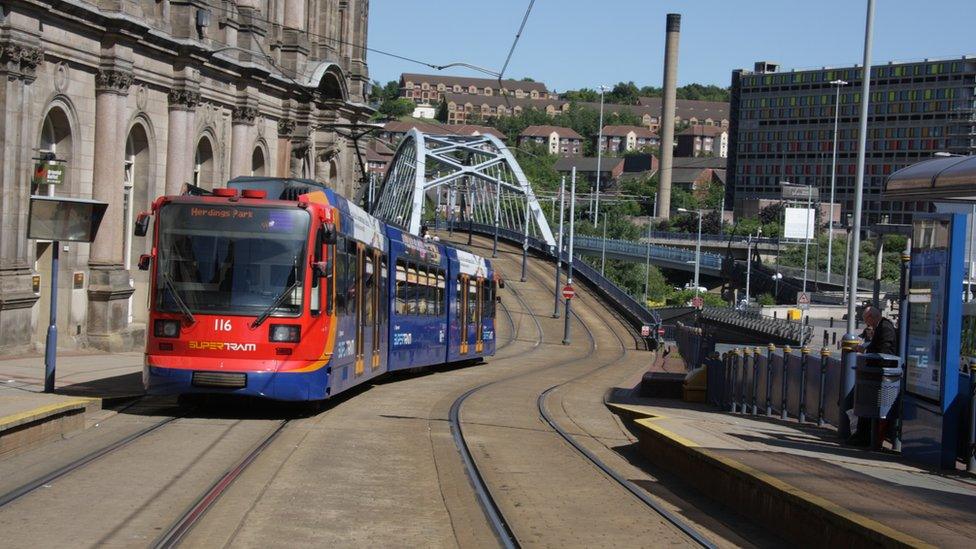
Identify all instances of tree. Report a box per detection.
[377,98,415,119]
[435,99,448,123]
[758,202,784,225]
[375,80,400,102]
[607,81,641,105]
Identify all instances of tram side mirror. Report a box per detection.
[321,223,337,245]
[134,212,151,237]
[313,260,332,279]
[137,254,151,271]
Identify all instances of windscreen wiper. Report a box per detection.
[250,280,299,329]
[162,272,196,324]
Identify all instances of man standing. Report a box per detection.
[847,305,898,446]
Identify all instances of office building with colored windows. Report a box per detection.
[727,58,976,225]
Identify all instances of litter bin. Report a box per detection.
[854,353,903,419]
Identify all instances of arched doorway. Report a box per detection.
[34,106,74,345]
[193,136,215,190]
[125,123,152,324]
[251,147,266,176]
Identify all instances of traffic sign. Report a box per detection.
[561,285,575,300]
[691,296,704,309]
[796,291,811,310]
[641,325,651,337]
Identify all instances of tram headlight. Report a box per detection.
[154,319,180,338]
[269,324,301,343]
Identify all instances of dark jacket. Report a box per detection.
[865,318,898,355]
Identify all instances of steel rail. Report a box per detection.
[152,419,290,549]
[0,405,178,509]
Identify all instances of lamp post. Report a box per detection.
[744,227,762,306]
[840,0,875,442]
[553,176,566,318]
[827,79,848,284]
[600,211,608,275]
[678,207,703,294]
[642,221,652,305]
[593,85,607,224]
[802,184,815,293]
[563,167,577,345]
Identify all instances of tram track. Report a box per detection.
[451,234,716,547]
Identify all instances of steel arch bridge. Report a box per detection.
[371,129,556,248]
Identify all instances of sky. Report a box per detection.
[367,0,976,92]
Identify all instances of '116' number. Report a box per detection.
[214,319,231,332]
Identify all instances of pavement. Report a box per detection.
[608,387,976,548]
[0,350,144,456]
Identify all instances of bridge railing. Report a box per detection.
[573,235,723,270]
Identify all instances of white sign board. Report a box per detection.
[784,207,816,240]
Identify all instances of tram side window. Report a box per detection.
[363,252,375,324]
[335,236,349,314]
[380,257,388,324]
[310,227,323,315]
[395,261,407,315]
[467,279,478,323]
[346,239,359,317]
[482,280,493,318]
[436,271,446,316]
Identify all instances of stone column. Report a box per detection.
[0,38,43,352]
[283,0,306,30]
[88,64,137,351]
[165,87,200,194]
[230,105,257,178]
[276,118,294,178]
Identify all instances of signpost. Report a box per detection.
[27,196,108,392]
[641,325,651,337]
[796,291,811,310]
[562,285,575,300]
[691,295,704,309]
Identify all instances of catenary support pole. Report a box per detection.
[563,168,576,345]
[44,241,60,393]
[827,79,847,283]
[553,176,566,318]
[840,0,875,441]
[600,211,607,275]
[521,194,529,282]
[492,178,501,257]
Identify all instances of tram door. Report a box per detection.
[475,278,484,353]
[354,244,365,376]
[370,250,381,369]
[459,274,469,355]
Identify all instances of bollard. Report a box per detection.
[832,331,837,346]
[823,329,829,347]
[741,348,752,414]
[818,347,831,427]
[781,345,792,420]
[799,346,810,423]
[773,310,778,320]
[969,360,976,472]
[752,347,762,415]
[730,349,741,413]
[838,336,860,440]
[829,317,834,328]
[765,343,776,416]
[805,315,810,326]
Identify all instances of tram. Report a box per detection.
[136,177,498,401]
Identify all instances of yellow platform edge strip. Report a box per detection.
[0,397,97,433]
[606,402,934,549]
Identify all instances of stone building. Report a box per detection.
[0,0,371,353]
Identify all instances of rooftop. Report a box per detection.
[400,73,548,93]
[602,125,660,139]
[444,93,568,109]
[678,125,728,137]
[520,125,583,139]
[553,156,624,172]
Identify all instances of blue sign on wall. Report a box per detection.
[901,213,965,469]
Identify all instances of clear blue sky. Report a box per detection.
[367,0,976,92]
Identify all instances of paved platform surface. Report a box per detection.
[0,351,144,451]
[609,391,976,547]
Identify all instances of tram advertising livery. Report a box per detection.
[137,177,498,401]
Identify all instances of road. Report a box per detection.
[0,235,771,548]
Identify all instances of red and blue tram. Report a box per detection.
[137,177,498,401]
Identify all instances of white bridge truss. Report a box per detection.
[372,129,556,248]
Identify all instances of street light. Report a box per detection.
[827,79,848,284]
[593,85,608,224]
[801,183,815,294]
[678,207,703,295]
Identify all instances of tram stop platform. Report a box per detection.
[608,386,976,548]
[0,351,143,457]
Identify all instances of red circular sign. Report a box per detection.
[561,285,575,300]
